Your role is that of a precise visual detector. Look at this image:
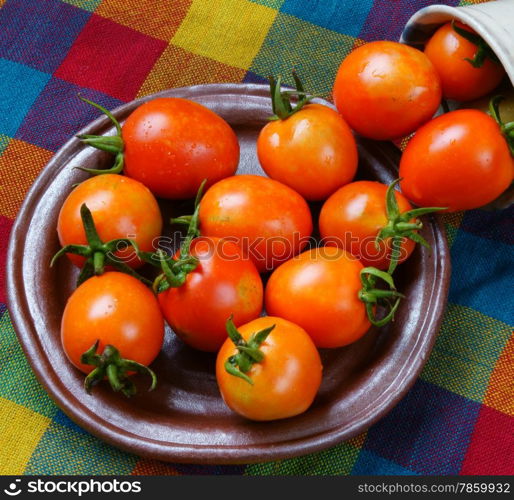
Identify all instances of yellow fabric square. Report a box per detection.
[0,397,50,474]
[171,0,277,70]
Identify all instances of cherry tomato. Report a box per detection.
[265,246,370,348]
[257,103,358,200]
[57,174,162,268]
[319,181,416,269]
[158,237,263,352]
[216,316,322,421]
[198,175,313,272]
[424,22,505,102]
[333,41,442,140]
[399,109,514,211]
[122,98,239,199]
[61,272,164,374]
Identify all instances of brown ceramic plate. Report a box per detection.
[7,84,450,464]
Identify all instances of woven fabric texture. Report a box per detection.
[0,0,512,476]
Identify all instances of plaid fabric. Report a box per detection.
[0,0,512,476]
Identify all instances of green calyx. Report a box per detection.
[451,20,500,68]
[489,95,514,156]
[358,267,405,327]
[50,203,151,287]
[376,179,446,274]
[76,96,124,175]
[143,181,207,293]
[224,316,275,385]
[269,71,316,121]
[81,341,157,397]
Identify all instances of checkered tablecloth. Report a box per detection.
[1,0,513,476]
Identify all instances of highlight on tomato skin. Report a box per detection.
[216,316,322,422]
[399,109,514,212]
[424,21,505,102]
[333,40,442,140]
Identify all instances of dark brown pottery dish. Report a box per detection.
[6,84,450,464]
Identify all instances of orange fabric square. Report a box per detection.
[96,0,192,41]
[137,44,245,98]
[0,139,53,219]
[484,333,514,417]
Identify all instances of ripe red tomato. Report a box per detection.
[57,174,162,268]
[158,237,263,352]
[265,246,370,348]
[333,41,442,140]
[257,103,358,200]
[319,181,416,270]
[198,175,313,272]
[121,98,239,199]
[61,272,164,374]
[424,22,505,102]
[216,316,322,421]
[399,109,514,211]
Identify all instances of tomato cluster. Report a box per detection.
[52,22,513,421]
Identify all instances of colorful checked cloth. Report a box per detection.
[0,0,512,476]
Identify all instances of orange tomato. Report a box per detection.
[333,41,441,140]
[257,103,358,200]
[216,316,322,421]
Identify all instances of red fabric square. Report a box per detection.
[460,406,514,475]
[0,216,14,304]
[54,14,166,101]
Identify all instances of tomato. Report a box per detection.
[198,175,313,272]
[257,103,358,200]
[158,237,263,352]
[123,98,239,199]
[319,181,416,270]
[57,174,162,268]
[265,246,370,348]
[424,22,505,102]
[399,109,514,211]
[216,316,322,421]
[61,272,164,394]
[333,41,442,140]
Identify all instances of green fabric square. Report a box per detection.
[0,134,9,155]
[60,0,101,11]
[0,312,57,419]
[25,420,138,475]
[250,0,284,8]
[249,12,355,97]
[245,440,361,475]
[420,303,512,402]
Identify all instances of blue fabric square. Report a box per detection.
[15,77,123,152]
[449,230,513,325]
[282,0,373,37]
[0,58,50,137]
[364,379,481,475]
[460,206,514,246]
[53,409,88,434]
[0,0,90,73]
[0,304,6,319]
[243,71,270,85]
[352,450,418,475]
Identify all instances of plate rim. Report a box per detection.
[6,83,451,464]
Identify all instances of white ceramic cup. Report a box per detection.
[400,0,514,86]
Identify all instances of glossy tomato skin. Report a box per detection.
[319,181,415,269]
[216,316,322,421]
[158,237,263,352]
[399,109,514,211]
[257,103,358,200]
[122,98,239,199]
[61,272,164,373]
[424,22,505,102]
[57,174,162,268]
[333,41,442,140]
[198,175,313,272]
[265,246,370,348]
